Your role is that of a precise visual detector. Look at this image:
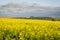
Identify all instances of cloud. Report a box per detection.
[0,2,60,17]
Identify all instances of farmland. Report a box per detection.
[0,18,60,40]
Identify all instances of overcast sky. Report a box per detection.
[0,0,60,7]
[0,0,60,17]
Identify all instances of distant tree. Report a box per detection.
[30,16,34,18]
[52,19,55,21]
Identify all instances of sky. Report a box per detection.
[0,0,60,7]
[0,0,60,17]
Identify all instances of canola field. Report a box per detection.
[0,18,60,40]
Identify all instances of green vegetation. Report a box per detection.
[13,16,60,21]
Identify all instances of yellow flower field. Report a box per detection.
[0,18,60,40]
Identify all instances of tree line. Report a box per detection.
[12,16,60,21]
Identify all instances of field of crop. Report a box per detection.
[0,18,60,40]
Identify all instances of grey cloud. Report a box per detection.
[0,2,60,17]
